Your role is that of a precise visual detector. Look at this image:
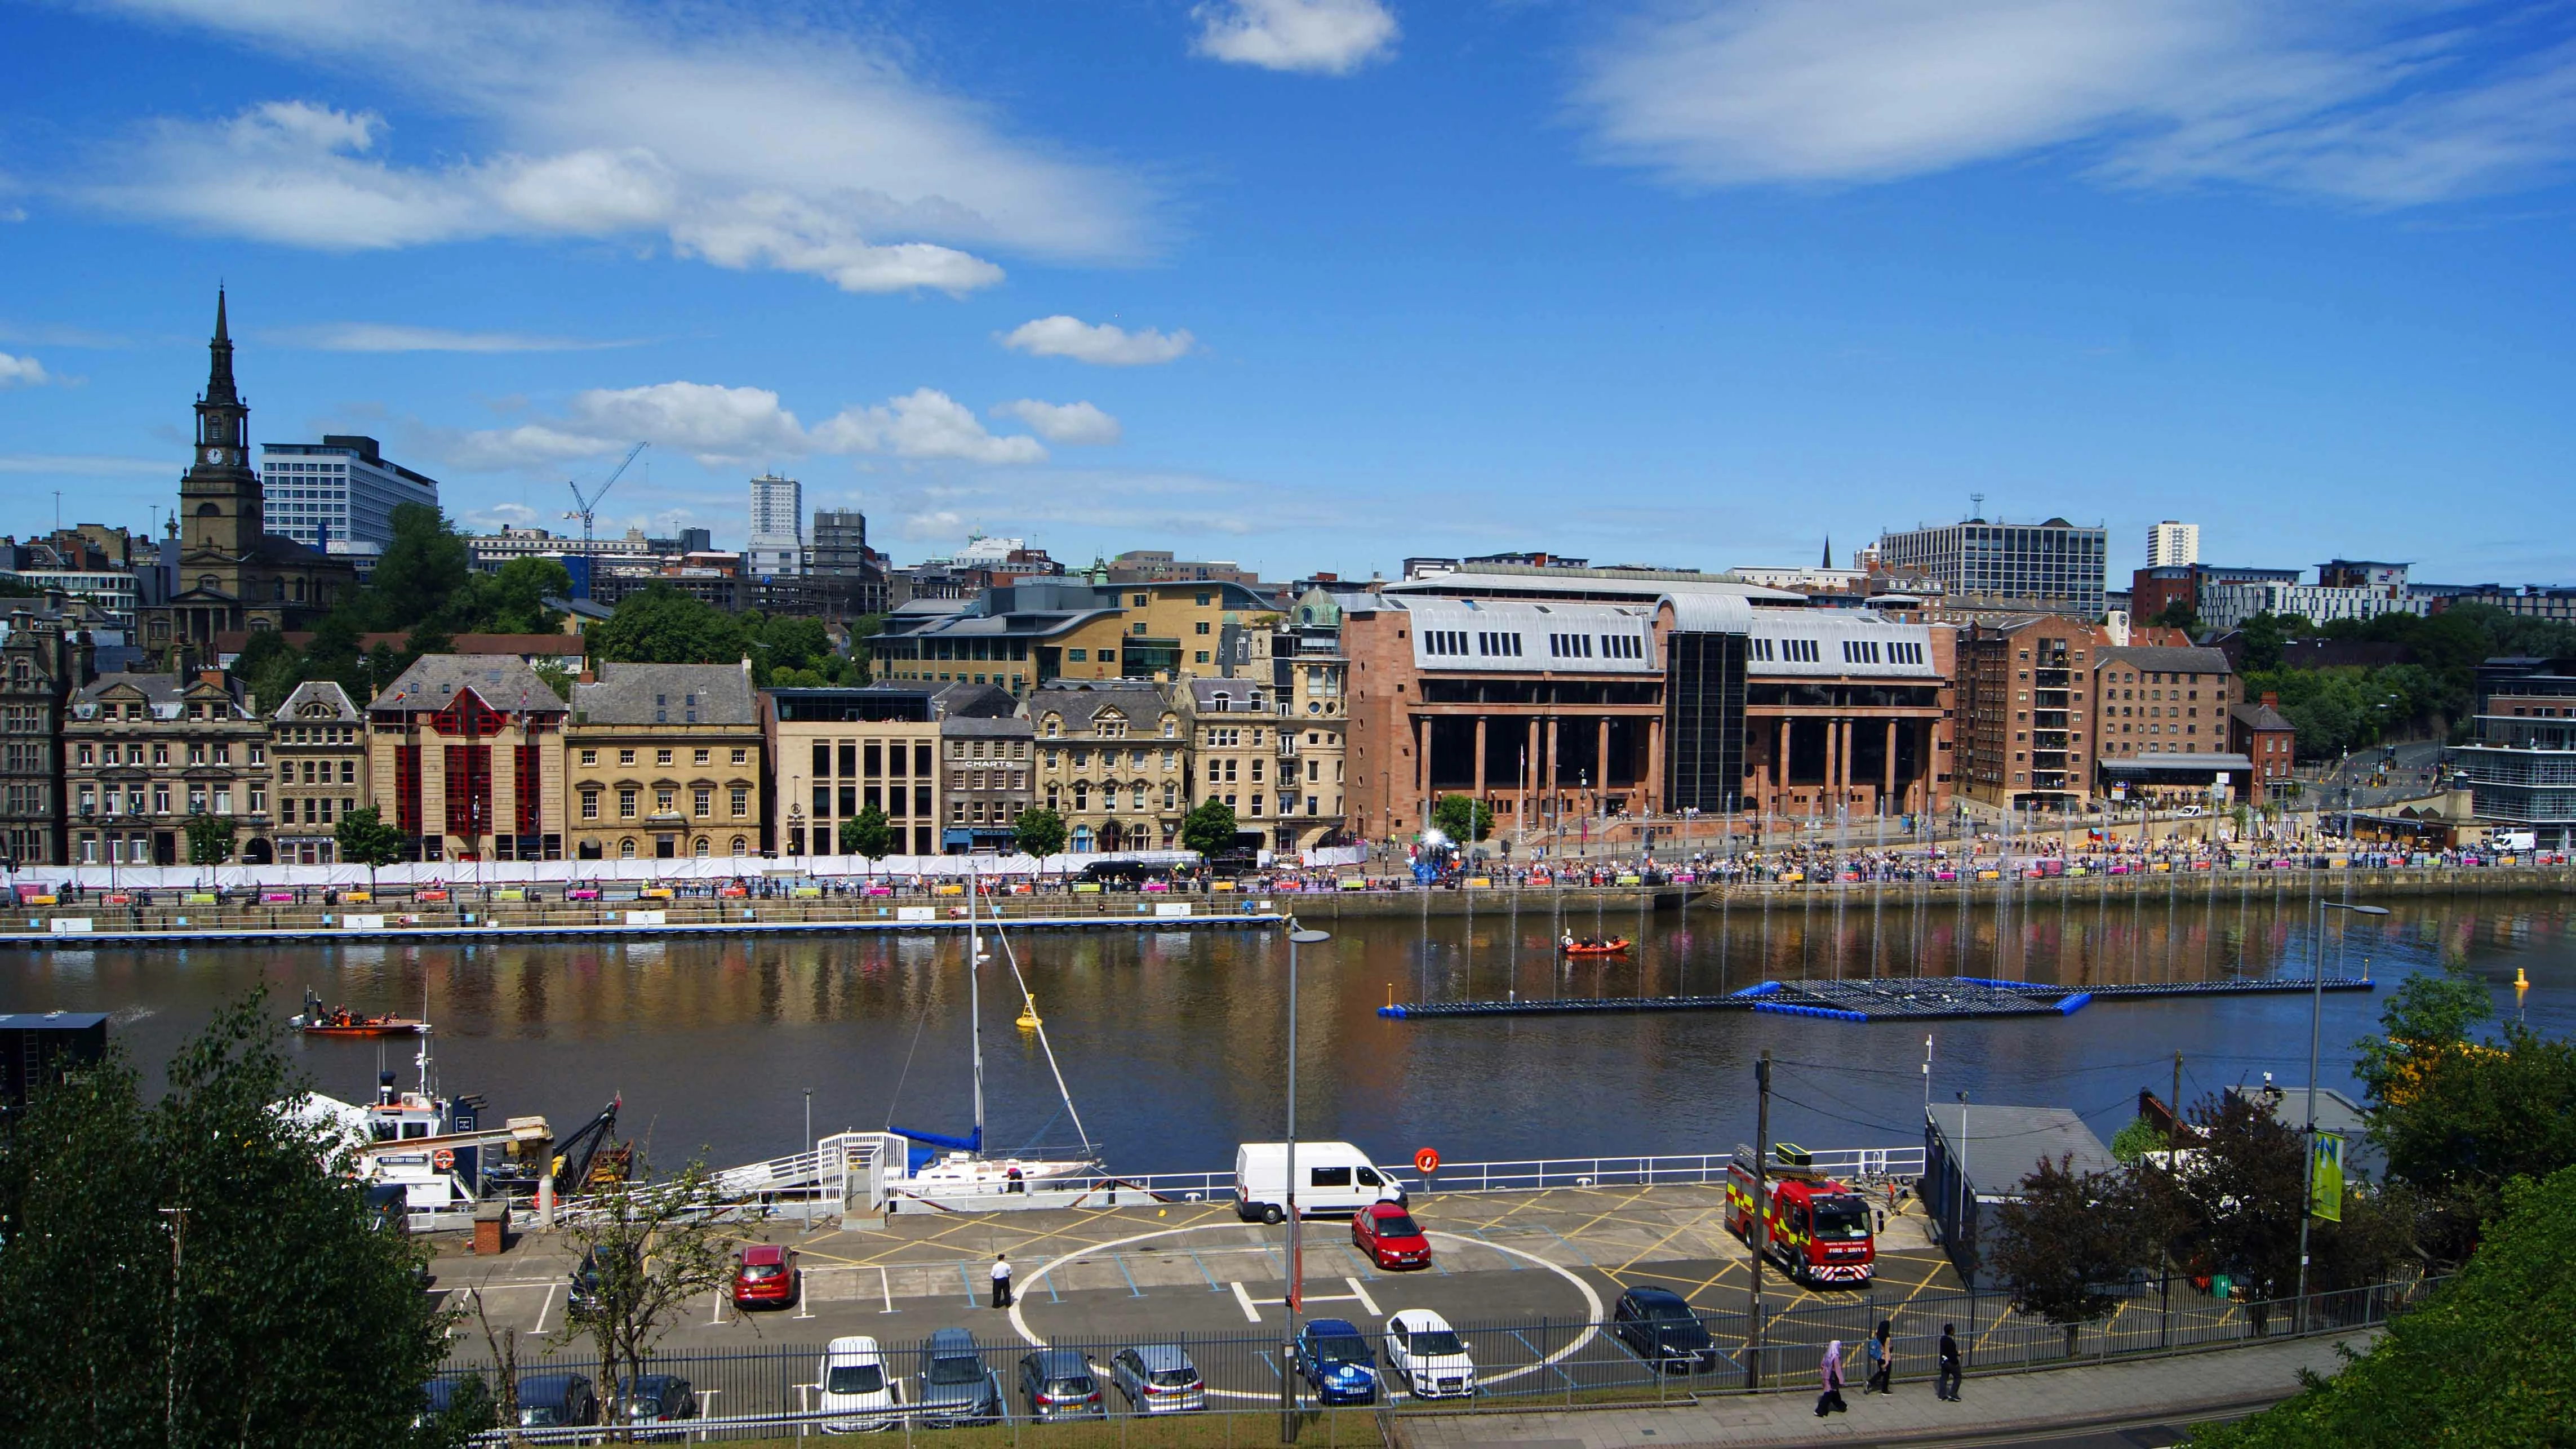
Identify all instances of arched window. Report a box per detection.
[1071,826,1094,852]
[619,838,636,859]
[693,837,709,856]
[730,836,747,856]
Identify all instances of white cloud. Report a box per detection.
[434,381,806,469]
[1193,0,1400,75]
[993,399,1123,446]
[72,0,1152,291]
[1000,315,1196,365]
[816,389,1047,464]
[1573,1,2576,206]
[275,322,646,353]
[0,352,49,387]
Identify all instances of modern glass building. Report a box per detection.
[1875,516,2108,617]
[258,434,438,556]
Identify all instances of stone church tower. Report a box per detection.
[141,292,357,665]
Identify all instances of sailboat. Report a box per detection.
[890,869,1102,1192]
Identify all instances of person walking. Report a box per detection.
[1814,1339,1850,1417]
[1867,1319,1893,1394]
[989,1252,1013,1309]
[1936,1324,1962,1401]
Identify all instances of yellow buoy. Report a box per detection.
[2516,966,2529,993]
[1016,995,1043,1031]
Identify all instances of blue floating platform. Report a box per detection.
[1376,975,2373,1023]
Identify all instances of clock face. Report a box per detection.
[201,446,224,465]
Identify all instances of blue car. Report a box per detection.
[1293,1319,1381,1405]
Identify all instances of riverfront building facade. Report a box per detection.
[365,655,569,862]
[1875,517,2108,618]
[64,672,272,866]
[269,681,365,865]
[2452,656,2576,848]
[567,662,763,861]
[763,686,944,858]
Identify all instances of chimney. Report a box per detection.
[199,668,225,688]
[2262,691,2279,709]
[577,669,596,684]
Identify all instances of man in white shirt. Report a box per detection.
[991,1251,1012,1308]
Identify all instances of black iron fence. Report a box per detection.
[443,1273,2438,1441]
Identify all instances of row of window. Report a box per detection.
[1750,638,1823,663]
[949,739,1032,759]
[76,783,267,816]
[580,745,751,768]
[1047,781,1180,812]
[951,770,1028,791]
[1423,629,1475,656]
[74,740,265,767]
[579,785,753,820]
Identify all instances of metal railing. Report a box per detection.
[439,1272,2438,1442]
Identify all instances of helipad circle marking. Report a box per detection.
[1006,1223,1604,1402]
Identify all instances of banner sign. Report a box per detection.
[2310,1134,2344,1222]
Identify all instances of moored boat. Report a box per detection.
[291,989,428,1036]
[1560,937,1632,956]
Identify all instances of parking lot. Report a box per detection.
[429,1180,1978,1424]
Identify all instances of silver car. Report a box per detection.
[1110,1345,1206,1413]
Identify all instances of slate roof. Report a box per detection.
[1925,1104,2117,1195]
[1185,678,1278,712]
[929,682,1018,719]
[572,662,756,726]
[2097,645,2234,675]
[275,679,361,721]
[371,654,569,715]
[2229,700,2295,731]
[940,714,1033,738]
[1029,685,1172,734]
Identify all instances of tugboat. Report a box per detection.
[291,988,429,1037]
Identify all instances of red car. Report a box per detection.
[731,1244,799,1309]
[1351,1203,1431,1270]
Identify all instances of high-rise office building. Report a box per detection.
[1876,515,2108,617]
[745,474,803,578]
[260,434,439,557]
[811,509,870,575]
[2145,521,2200,569]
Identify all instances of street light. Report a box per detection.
[2296,899,2390,1328]
[1281,918,1330,1438]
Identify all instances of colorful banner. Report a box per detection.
[2310,1133,2345,1222]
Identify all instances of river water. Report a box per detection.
[7,885,2571,1175]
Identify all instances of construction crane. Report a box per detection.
[562,441,647,599]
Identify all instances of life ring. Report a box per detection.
[432,1148,456,1171]
[1414,1148,1441,1175]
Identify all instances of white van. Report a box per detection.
[1234,1141,1407,1223]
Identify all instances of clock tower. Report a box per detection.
[180,288,263,557]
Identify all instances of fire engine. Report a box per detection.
[1725,1142,1877,1286]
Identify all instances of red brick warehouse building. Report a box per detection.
[1342,572,1949,841]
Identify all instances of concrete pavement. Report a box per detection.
[1381,1330,2370,1449]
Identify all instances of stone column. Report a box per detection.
[1416,715,1432,828]
[1595,718,1610,817]
[1473,717,1488,801]
[1883,719,1899,816]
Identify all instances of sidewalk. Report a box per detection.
[1384,1331,2371,1449]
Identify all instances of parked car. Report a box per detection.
[1611,1286,1717,1373]
[418,1374,496,1432]
[1017,1348,1105,1419]
[621,1373,699,1439]
[818,1335,900,1433]
[1383,1309,1477,1398]
[1291,1318,1381,1405]
[731,1243,799,1309]
[566,1248,607,1317]
[1351,1202,1432,1269]
[918,1328,1003,1425]
[1109,1345,1206,1413]
[516,1372,600,1432]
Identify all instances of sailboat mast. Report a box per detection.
[968,864,985,1145]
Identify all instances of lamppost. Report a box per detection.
[2296,899,2390,1329]
[1281,917,1330,1435]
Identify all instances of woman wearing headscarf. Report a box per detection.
[1867,1319,1893,1394]
[1814,1339,1850,1416]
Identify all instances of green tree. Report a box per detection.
[368,502,473,632]
[2146,599,2202,635]
[2191,1163,2576,1448]
[2171,1092,2307,1304]
[1012,805,1068,860]
[839,804,895,858]
[1431,793,1494,843]
[183,811,234,867]
[1181,798,1240,857]
[2367,1025,2576,1250]
[561,1157,735,1435]
[589,584,749,665]
[0,995,455,1448]
[1989,1154,2155,1354]
[2109,1115,2164,1164]
[2353,962,2494,1105]
[228,628,305,719]
[334,804,405,895]
[479,555,570,634]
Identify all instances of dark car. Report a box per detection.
[516,1372,600,1432]
[567,1248,607,1317]
[918,1328,1003,1425]
[1611,1286,1717,1373]
[418,1374,496,1432]
[1018,1348,1106,1419]
[1292,1318,1381,1405]
[622,1374,698,1439]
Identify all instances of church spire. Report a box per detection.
[205,287,238,406]
[1822,535,1832,570]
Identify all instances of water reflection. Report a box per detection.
[1,892,2568,1177]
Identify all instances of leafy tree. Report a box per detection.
[2353,962,2494,1105]
[335,804,405,895]
[2230,611,2312,674]
[369,502,473,632]
[183,810,234,866]
[1012,806,1068,860]
[478,555,570,634]
[2191,1163,2576,1448]
[1181,798,1240,857]
[0,994,455,1448]
[839,804,895,858]
[2146,599,2202,635]
[589,584,749,665]
[229,628,303,718]
[2109,1115,2165,1164]
[2367,1024,2576,1249]
[559,1157,735,1437]
[531,661,575,701]
[1431,793,1494,843]
[2169,1092,2307,1305]
[1989,1154,2155,1354]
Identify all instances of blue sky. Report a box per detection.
[5,0,2576,585]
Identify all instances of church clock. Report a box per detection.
[201,445,227,465]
